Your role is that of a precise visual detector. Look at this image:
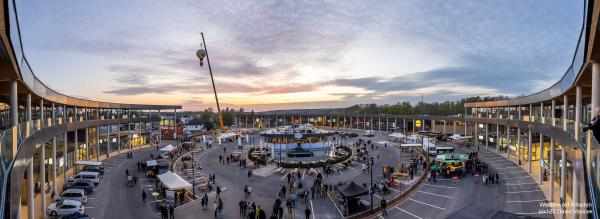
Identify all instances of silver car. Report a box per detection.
[57,188,87,204]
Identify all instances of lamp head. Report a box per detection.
[196,49,206,66]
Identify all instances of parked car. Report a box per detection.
[57,189,87,204]
[69,172,100,185]
[64,180,94,194]
[47,199,84,217]
[82,165,104,175]
[62,213,91,219]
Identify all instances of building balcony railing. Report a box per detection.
[0,114,161,168]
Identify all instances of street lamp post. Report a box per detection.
[370,156,374,212]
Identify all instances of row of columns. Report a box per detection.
[4,84,166,219]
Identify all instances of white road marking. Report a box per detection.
[423,184,456,189]
[407,198,445,210]
[310,200,315,219]
[505,190,542,193]
[395,206,423,219]
[280,171,290,180]
[416,190,453,198]
[507,199,546,203]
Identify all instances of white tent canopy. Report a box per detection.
[146,160,158,167]
[157,171,192,190]
[75,160,103,166]
[400,143,422,147]
[220,131,238,139]
[160,144,176,152]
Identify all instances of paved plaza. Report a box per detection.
[78,132,553,219]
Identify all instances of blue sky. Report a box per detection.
[16,0,584,111]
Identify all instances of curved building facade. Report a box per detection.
[236,1,600,218]
[0,1,182,218]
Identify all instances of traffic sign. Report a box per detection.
[416,120,422,127]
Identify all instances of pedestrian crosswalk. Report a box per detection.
[253,165,277,177]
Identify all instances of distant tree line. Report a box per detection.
[341,95,510,116]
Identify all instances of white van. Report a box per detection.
[71,171,100,185]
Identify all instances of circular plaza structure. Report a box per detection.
[262,124,335,160]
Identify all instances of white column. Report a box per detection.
[549,139,555,201]
[63,131,68,183]
[453,121,456,134]
[485,124,489,150]
[174,109,178,140]
[517,128,521,164]
[51,103,57,194]
[40,141,46,219]
[158,109,162,143]
[528,130,532,173]
[96,125,100,161]
[412,118,415,133]
[443,120,446,134]
[592,61,600,116]
[529,104,533,122]
[506,125,510,157]
[107,124,111,156]
[563,95,568,131]
[27,159,34,219]
[52,136,56,194]
[118,123,121,153]
[572,170,579,219]
[575,86,582,139]
[540,102,544,124]
[552,99,556,127]
[560,144,567,210]
[539,134,543,184]
[85,127,89,160]
[10,80,18,127]
[496,124,499,153]
[74,128,78,162]
[378,117,381,131]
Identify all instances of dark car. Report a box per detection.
[82,165,104,175]
[61,213,91,219]
[64,180,94,195]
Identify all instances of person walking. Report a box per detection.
[141,190,147,203]
[169,204,175,219]
[381,198,388,216]
[214,200,218,217]
[304,206,311,219]
[216,186,221,199]
[160,204,167,219]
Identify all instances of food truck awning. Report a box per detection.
[146,160,158,167]
[157,171,192,190]
[160,144,176,152]
[75,160,103,166]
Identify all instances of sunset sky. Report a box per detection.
[17,0,584,111]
